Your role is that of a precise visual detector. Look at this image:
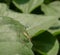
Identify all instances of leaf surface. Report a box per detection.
[31,31,59,55]
[41,1,60,17]
[0,16,34,55]
[41,1,60,35]
[0,3,59,37]
[12,0,44,13]
[47,40,59,55]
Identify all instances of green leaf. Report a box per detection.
[41,1,60,35]
[26,15,58,37]
[5,12,60,36]
[0,4,58,36]
[1,10,58,37]
[0,2,59,55]
[31,31,58,55]
[48,17,60,35]
[47,40,59,55]
[41,1,60,17]
[0,3,9,15]
[0,16,34,55]
[12,0,44,13]
[0,3,59,37]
